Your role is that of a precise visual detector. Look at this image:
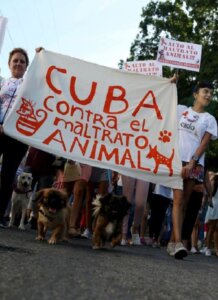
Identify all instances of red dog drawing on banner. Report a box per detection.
[16,97,47,136]
[146,144,174,176]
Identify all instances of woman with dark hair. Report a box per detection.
[0,48,30,227]
[167,79,218,259]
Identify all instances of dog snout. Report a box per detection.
[22,181,30,187]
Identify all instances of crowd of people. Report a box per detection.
[0,47,218,260]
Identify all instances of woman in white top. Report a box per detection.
[167,79,218,259]
[0,48,30,227]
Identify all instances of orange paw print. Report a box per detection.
[158,130,172,143]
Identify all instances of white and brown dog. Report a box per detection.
[8,172,33,230]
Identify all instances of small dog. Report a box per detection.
[8,172,33,230]
[92,193,131,249]
[35,188,69,244]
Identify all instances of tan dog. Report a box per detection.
[35,188,70,244]
[8,172,33,230]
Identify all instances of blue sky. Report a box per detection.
[0,0,149,78]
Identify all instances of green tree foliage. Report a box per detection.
[126,0,218,102]
[123,0,218,168]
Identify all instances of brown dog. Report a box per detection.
[92,193,131,249]
[35,188,70,244]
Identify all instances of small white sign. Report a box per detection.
[123,60,162,77]
[157,37,202,72]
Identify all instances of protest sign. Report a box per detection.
[0,16,8,53]
[157,37,202,72]
[123,60,162,76]
[3,50,183,189]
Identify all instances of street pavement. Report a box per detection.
[0,227,218,300]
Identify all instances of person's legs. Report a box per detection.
[131,180,149,234]
[182,190,203,248]
[190,215,200,252]
[153,196,170,241]
[84,181,95,235]
[214,222,218,256]
[205,220,217,249]
[98,180,109,196]
[0,137,27,221]
[69,179,87,236]
[140,204,149,243]
[146,194,157,245]
[171,189,183,242]
[121,176,135,242]
[167,188,188,259]
[182,179,196,217]
[63,181,75,199]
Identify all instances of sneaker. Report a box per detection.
[0,217,8,228]
[152,241,160,248]
[205,248,212,257]
[81,228,92,239]
[145,237,153,246]
[200,246,207,254]
[131,233,141,245]
[120,239,127,246]
[167,242,176,256]
[190,246,198,254]
[174,242,188,259]
[130,227,141,245]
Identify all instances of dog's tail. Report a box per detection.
[92,194,102,217]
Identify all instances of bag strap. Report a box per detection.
[0,87,17,125]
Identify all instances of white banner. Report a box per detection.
[3,50,183,189]
[157,37,202,72]
[123,60,162,77]
[0,16,8,53]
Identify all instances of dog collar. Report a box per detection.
[13,186,32,197]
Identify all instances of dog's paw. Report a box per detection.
[18,225,26,231]
[48,238,57,245]
[36,235,45,241]
[92,245,102,250]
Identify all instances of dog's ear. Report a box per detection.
[99,193,111,206]
[34,189,45,203]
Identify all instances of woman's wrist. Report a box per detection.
[189,159,196,167]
